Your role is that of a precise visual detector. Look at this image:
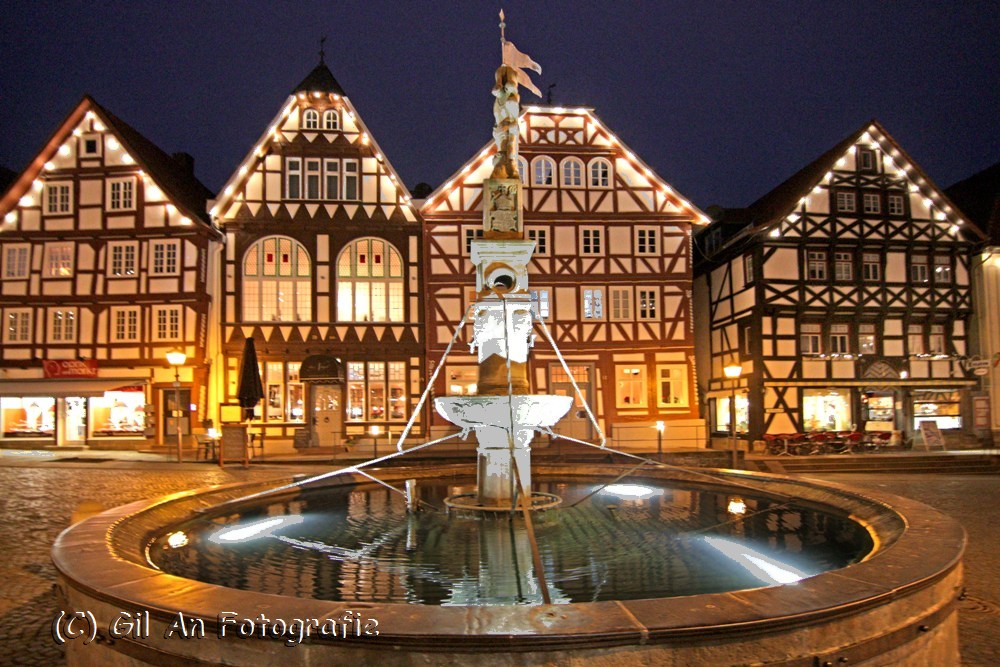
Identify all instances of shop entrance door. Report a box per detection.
[313,384,344,449]
[63,397,87,445]
[163,389,191,444]
[549,363,595,442]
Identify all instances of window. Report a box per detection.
[526,227,548,256]
[862,253,881,281]
[517,156,528,185]
[49,308,76,343]
[3,245,30,279]
[582,287,604,319]
[929,325,945,354]
[107,242,137,277]
[446,366,478,396]
[303,109,319,129]
[656,365,689,407]
[107,178,135,211]
[615,365,646,408]
[589,158,611,188]
[637,288,658,320]
[243,236,312,322]
[346,361,407,422]
[344,160,359,200]
[888,194,905,216]
[636,227,659,255]
[835,191,856,213]
[743,254,755,285]
[464,227,484,255]
[262,361,306,422]
[151,240,179,275]
[305,159,321,200]
[934,256,952,283]
[862,192,881,214]
[801,323,822,354]
[834,252,853,281]
[530,288,550,319]
[610,286,632,321]
[910,255,929,283]
[4,309,32,343]
[336,237,404,322]
[715,394,749,433]
[858,323,876,355]
[581,227,603,255]
[153,305,181,341]
[858,148,876,172]
[323,109,339,130]
[111,307,140,342]
[286,158,301,199]
[829,323,850,354]
[561,158,583,187]
[807,250,827,280]
[912,390,962,430]
[533,157,554,186]
[324,160,340,200]
[907,324,924,355]
[80,133,101,157]
[45,183,72,214]
[44,243,74,277]
[803,388,852,431]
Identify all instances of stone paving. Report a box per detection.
[0,454,996,666]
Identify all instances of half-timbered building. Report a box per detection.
[0,96,221,448]
[421,105,709,449]
[209,60,424,449]
[694,120,983,448]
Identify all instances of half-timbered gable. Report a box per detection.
[210,60,424,448]
[422,105,709,448]
[694,120,983,447]
[0,96,221,448]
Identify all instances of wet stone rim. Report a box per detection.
[52,464,965,653]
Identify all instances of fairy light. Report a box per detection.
[122,153,134,165]
[107,137,120,150]
[44,161,55,171]
[5,212,17,223]
[59,145,71,157]
[19,195,33,207]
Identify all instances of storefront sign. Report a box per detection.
[300,355,344,382]
[918,421,946,450]
[42,359,98,379]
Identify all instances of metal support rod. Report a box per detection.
[174,369,182,463]
[512,460,551,605]
[731,381,738,469]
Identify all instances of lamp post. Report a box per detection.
[371,424,380,459]
[655,420,665,461]
[723,363,743,469]
[166,350,187,463]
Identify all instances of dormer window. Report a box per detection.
[589,158,611,188]
[561,158,583,187]
[80,133,102,157]
[858,148,876,172]
[303,109,319,130]
[323,109,339,130]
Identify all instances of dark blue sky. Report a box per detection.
[1,1,997,208]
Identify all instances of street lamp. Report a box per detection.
[723,363,743,469]
[655,420,665,461]
[166,350,187,463]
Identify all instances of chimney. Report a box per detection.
[172,152,195,174]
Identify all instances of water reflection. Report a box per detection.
[151,479,872,606]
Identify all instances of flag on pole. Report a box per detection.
[502,40,542,97]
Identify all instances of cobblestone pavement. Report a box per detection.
[0,460,995,666]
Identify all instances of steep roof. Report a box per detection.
[292,62,346,96]
[946,161,1000,246]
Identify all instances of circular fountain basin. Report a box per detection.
[52,464,965,666]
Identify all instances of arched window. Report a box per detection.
[323,109,339,130]
[303,109,319,130]
[243,237,312,322]
[336,238,404,322]
[517,156,528,185]
[561,158,584,187]
[589,158,612,188]
[532,157,555,187]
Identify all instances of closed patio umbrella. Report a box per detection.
[236,337,264,465]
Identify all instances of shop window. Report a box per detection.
[615,365,646,408]
[656,365,688,407]
[714,394,748,433]
[346,361,407,422]
[89,390,145,436]
[243,236,312,322]
[863,392,895,427]
[912,390,961,430]
[0,397,55,439]
[803,388,852,432]
[336,237,404,322]
[447,366,478,396]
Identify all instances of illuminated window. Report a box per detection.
[582,287,604,319]
[3,244,30,279]
[446,366,478,396]
[323,109,339,130]
[45,183,72,214]
[858,323,876,355]
[153,305,182,341]
[49,308,77,343]
[589,158,611,188]
[242,236,312,322]
[561,158,583,187]
[715,394,749,433]
[336,237,404,322]
[107,177,135,211]
[907,324,924,355]
[656,364,689,407]
[303,109,319,129]
[346,361,406,422]
[4,308,32,343]
[107,241,137,277]
[44,243,74,277]
[934,256,952,283]
[615,365,646,408]
[151,240,179,275]
[803,388,851,431]
[635,227,658,255]
[912,390,961,430]
[110,306,140,342]
[610,286,632,321]
[532,157,554,186]
[88,391,144,436]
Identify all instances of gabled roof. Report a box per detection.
[946,161,1000,246]
[0,95,216,231]
[292,61,346,96]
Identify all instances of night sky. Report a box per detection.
[1,1,997,209]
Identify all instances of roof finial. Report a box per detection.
[319,36,326,65]
[499,9,506,48]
